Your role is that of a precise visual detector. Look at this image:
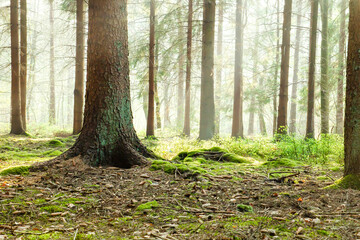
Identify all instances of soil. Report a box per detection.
[0,158,359,239]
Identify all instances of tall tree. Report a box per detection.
[343,0,360,180]
[276,0,293,135]
[10,0,25,135]
[49,0,56,125]
[272,0,280,135]
[199,0,216,140]
[177,0,185,129]
[336,0,346,135]
[183,0,193,136]
[20,0,27,130]
[289,0,303,134]
[232,0,244,138]
[60,0,155,167]
[146,0,155,137]
[73,0,85,135]
[320,0,329,134]
[154,37,161,129]
[215,1,223,135]
[306,0,319,139]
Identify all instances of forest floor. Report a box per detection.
[0,134,359,240]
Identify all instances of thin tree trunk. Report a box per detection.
[215,2,223,135]
[177,0,185,129]
[336,0,346,135]
[154,37,161,129]
[289,0,302,134]
[249,24,259,136]
[164,82,171,127]
[320,0,329,134]
[146,0,155,137]
[73,0,85,135]
[20,0,27,131]
[344,0,360,176]
[183,0,193,136]
[273,0,280,135]
[199,0,216,140]
[306,0,319,139]
[49,0,56,125]
[10,0,25,135]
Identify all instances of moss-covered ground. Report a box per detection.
[0,133,359,239]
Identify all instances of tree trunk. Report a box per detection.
[344,0,360,176]
[336,0,346,135]
[183,0,193,137]
[146,0,155,137]
[65,0,155,168]
[199,0,216,140]
[289,0,302,135]
[232,0,244,138]
[273,0,280,135]
[49,0,56,125]
[73,0,85,135]
[10,0,25,135]
[177,0,185,129]
[306,0,319,139]
[320,0,329,134]
[164,82,171,127]
[154,37,161,129]
[20,0,27,131]
[276,0,292,135]
[215,2,223,135]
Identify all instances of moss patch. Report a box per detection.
[0,165,30,176]
[136,200,160,211]
[150,160,207,175]
[47,139,64,147]
[325,174,360,190]
[262,158,302,168]
[236,204,254,213]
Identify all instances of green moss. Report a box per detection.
[40,205,64,213]
[325,174,360,190]
[262,158,302,168]
[42,150,63,157]
[222,153,252,163]
[150,160,206,175]
[47,139,64,147]
[136,200,160,211]
[236,204,254,213]
[26,232,62,240]
[0,165,30,176]
[317,176,331,181]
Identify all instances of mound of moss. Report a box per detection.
[173,147,252,164]
[262,158,302,168]
[324,174,360,190]
[136,200,160,211]
[0,165,30,176]
[47,139,64,147]
[150,160,206,175]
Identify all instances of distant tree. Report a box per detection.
[10,0,25,135]
[276,0,293,135]
[146,0,155,137]
[73,0,85,135]
[154,37,161,129]
[306,0,319,139]
[343,0,360,180]
[183,0,193,137]
[320,0,329,134]
[289,0,302,135]
[336,0,346,135]
[62,0,156,167]
[231,0,244,138]
[199,0,216,140]
[177,0,185,129]
[20,0,27,130]
[215,1,223,135]
[49,0,56,125]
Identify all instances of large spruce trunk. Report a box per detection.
[344,0,360,176]
[68,0,155,168]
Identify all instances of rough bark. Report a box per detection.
[49,0,56,125]
[183,0,193,137]
[277,0,293,135]
[73,0,85,135]
[273,0,280,135]
[320,0,329,134]
[146,0,155,137]
[344,0,360,176]
[336,0,346,135]
[10,0,25,135]
[232,0,244,138]
[64,0,155,168]
[215,2,223,135]
[199,0,216,140]
[289,0,302,135]
[20,0,27,131]
[306,0,319,139]
[177,0,185,129]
